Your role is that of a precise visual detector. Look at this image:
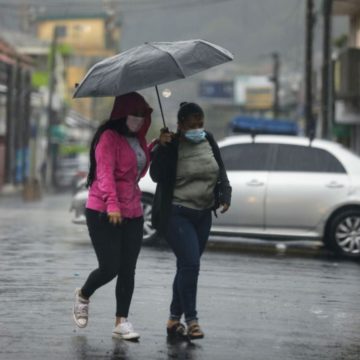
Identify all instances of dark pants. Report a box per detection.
[81,209,143,318]
[166,205,212,323]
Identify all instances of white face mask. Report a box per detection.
[126,115,145,133]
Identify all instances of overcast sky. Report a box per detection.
[0,0,348,127]
[117,0,347,123]
[122,0,307,71]
[0,0,348,73]
[117,0,346,74]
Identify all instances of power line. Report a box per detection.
[0,0,239,20]
[0,0,239,28]
[0,0,237,9]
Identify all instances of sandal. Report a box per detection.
[187,322,204,340]
[167,322,187,338]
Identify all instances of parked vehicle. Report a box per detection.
[56,153,89,191]
[70,135,360,258]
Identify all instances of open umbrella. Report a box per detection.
[73,39,233,127]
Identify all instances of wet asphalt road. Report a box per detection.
[0,194,359,360]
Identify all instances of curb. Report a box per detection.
[0,184,23,197]
[206,236,328,258]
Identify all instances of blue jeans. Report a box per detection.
[166,205,212,323]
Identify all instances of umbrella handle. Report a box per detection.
[155,85,167,128]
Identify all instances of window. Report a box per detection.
[55,26,67,38]
[220,143,272,171]
[73,24,92,32]
[68,56,86,67]
[274,144,346,173]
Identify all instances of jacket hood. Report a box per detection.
[109,92,153,137]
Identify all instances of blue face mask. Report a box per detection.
[184,128,206,143]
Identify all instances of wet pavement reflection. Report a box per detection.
[0,194,359,360]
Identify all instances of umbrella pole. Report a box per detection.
[155,85,167,129]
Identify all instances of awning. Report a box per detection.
[64,110,97,130]
[333,0,360,16]
[0,53,15,65]
[0,37,33,67]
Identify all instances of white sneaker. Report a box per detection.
[73,288,89,328]
[112,321,140,340]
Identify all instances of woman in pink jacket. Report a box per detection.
[72,92,155,340]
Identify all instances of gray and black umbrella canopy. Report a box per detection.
[73,39,234,126]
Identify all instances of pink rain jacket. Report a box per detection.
[86,92,154,218]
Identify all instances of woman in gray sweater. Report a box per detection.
[150,102,232,340]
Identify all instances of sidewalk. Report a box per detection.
[0,181,44,202]
[0,184,23,197]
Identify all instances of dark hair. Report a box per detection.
[177,102,204,124]
[86,118,129,188]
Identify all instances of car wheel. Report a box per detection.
[327,210,360,259]
[141,194,159,245]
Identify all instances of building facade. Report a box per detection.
[36,12,121,119]
[0,36,33,191]
[333,0,360,153]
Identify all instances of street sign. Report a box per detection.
[199,80,234,100]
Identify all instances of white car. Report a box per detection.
[71,135,360,259]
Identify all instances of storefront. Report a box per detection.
[333,1,360,153]
[0,37,32,191]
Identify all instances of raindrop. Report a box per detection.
[276,243,286,252]
[162,89,172,98]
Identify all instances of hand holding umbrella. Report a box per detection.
[159,128,174,146]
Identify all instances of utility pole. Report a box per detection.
[322,0,333,139]
[5,64,15,184]
[305,0,315,138]
[19,2,30,33]
[271,52,280,118]
[46,26,59,190]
